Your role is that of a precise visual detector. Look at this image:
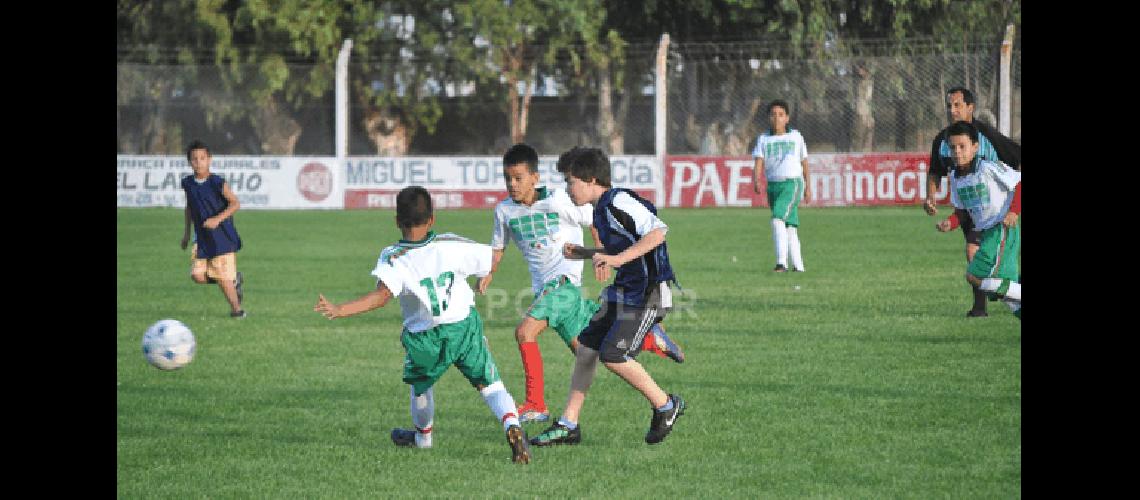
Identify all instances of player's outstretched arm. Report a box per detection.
[563,243,603,260]
[314,282,393,320]
[477,248,505,294]
[593,228,666,269]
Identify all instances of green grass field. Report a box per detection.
[117,207,1020,498]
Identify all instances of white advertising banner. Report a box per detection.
[116,156,343,209]
[342,155,660,208]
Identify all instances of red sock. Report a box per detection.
[518,342,545,409]
[642,330,667,358]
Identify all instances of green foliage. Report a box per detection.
[118,207,1020,498]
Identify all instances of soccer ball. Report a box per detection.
[142,319,197,371]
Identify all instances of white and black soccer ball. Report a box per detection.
[142,319,197,371]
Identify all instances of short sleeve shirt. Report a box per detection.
[491,187,594,294]
[371,232,492,332]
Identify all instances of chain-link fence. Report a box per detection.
[117,38,1019,156]
[666,39,1021,156]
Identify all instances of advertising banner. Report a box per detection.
[342,155,660,209]
[664,153,946,207]
[116,156,343,209]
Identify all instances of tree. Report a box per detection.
[454,0,603,146]
[118,0,216,154]
[194,0,348,155]
[346,2,484,155]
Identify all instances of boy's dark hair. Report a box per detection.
[503,143,539,173]
[946,121,978,143]
[396,186,433,229]
[186,140,210,161]
[562,147,611,187]
[946,87,976,105]
[556,146,588,173]
[767,99,790,114]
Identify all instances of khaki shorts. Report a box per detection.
[191,244,237,281]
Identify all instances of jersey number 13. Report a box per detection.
[419,271,455,316]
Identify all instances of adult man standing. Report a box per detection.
[924,87,1021,317]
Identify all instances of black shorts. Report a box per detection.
[957,211,982,245]
[577,289,666,364]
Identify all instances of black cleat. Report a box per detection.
[391,428,430,448]
[773,264,787,273]
[506,425,532,464]
[966,309,988,318]
[231,310,247,319]
[646,394,686,444]
[529,422,581,446]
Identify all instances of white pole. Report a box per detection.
[655,33,670,206]
[336,38,353,161]
[999,24,1014,136]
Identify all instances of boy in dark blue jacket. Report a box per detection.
[530,147,685,447]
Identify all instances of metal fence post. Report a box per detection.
[1000,25,1014,136]
[336,39,353,161]
[655,33,670,205]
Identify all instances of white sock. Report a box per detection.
[787,226,804,271]
[980,278,1021,300]
[771,218,788,267]
[480,381,521,430]
[409,386,434,448]
[1004,299,1021,312]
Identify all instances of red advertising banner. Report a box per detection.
[664,153,948,208]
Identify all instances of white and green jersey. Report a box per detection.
[491,187,594,294]
[949,159,1021,231]
[752,128,808,180]
[371,231,492,333]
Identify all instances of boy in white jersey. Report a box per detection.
[313,186,532,463]
[478,144,684,423]
[751,100,812,272]
[935,121,1021,320]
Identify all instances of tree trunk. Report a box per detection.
[612,67,633,155]
[729,96,764,156]
[596,62,623,154]
[142,80,171,153]
[363,106,414,156]
[852,61,875,152]
[252,97,301,155]
[518,67,534,144]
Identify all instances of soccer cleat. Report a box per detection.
[645,394,686,444]
[773,264,787,273]
[651,324,685,363]
[506,425,532,464]
[965,309,988,318]
[234,271,244,305]
[231,310,247,319]
[390,428,431,448]
[529,422,581,446]
[517,403,550,423]
[791,267,805,272]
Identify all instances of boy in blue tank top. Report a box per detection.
[180,140,246,318]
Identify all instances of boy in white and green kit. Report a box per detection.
[313,186,532,463]
[752,100,812,272]
[936,121,1022,319]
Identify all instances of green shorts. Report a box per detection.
[968,224,1020,282]
[525,277,601,347]
[401,306,501,397]
[767,178,804,227]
